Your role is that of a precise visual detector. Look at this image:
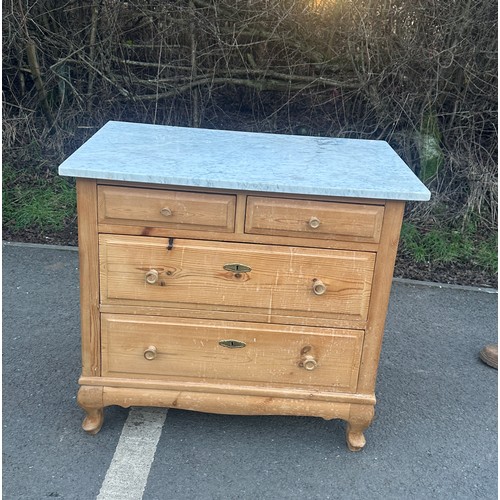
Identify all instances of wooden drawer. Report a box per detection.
[98,185,236,232]
[101,314,364,392]
[245,196,384,243]
[100,234,375,323]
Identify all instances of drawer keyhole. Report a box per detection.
[219,339,246,349]
[223,263,252,274]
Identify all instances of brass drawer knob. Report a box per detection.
[308,216,321,229]
[160,207,173,217]
[312,279,327,295]
[144,345,157,360]
[145,269,159,284]
[302,355,318,371]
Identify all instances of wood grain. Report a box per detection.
[97,222,381,252]
[77,385,104,434]
[101,314,364,392]
[76,178,101,377]
[97,179,386,206]
[101,386,354,421]
[79,376,376,404]
[73,175,407,449]
[357,200,405,394]
[246,196,384,243]
[98,185,236,232]
[98,303,367,330]
[99,234,375,323]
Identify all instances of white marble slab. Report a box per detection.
[58,121,430,201]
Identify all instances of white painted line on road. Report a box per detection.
[97,407,167,500]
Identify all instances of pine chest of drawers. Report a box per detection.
[59,121,429,451]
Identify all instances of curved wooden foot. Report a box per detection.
[82,408,104,435]
[77,386,105,435]
[345,404,374,452]
[346,423,367,451]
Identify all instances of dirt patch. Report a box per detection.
[3,226,78,248]
[394,253,496,288]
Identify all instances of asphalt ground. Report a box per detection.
[3,242,498,500]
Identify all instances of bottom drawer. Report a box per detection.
[101,314,364,393]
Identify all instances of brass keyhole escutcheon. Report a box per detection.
[224,263,251,281]
[224,263,252,273]
[219,339,246,349]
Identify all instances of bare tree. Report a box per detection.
[3,0,497,229]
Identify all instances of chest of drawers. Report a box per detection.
[59,122,429,451]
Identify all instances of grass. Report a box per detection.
[400,222,498,274]
[3,163,76,232]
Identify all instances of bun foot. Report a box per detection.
[82,408,104,435]
[346,424,366,451]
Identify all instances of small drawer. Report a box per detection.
[98,185,236,232]
[101,314,364,392]
[245,196,384,243]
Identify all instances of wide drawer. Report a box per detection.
[245,196,384,243]
[100,234,375,323]
[101,314,364,392]
[98,185,236,232]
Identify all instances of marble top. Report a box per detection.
[58,121,430,201]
